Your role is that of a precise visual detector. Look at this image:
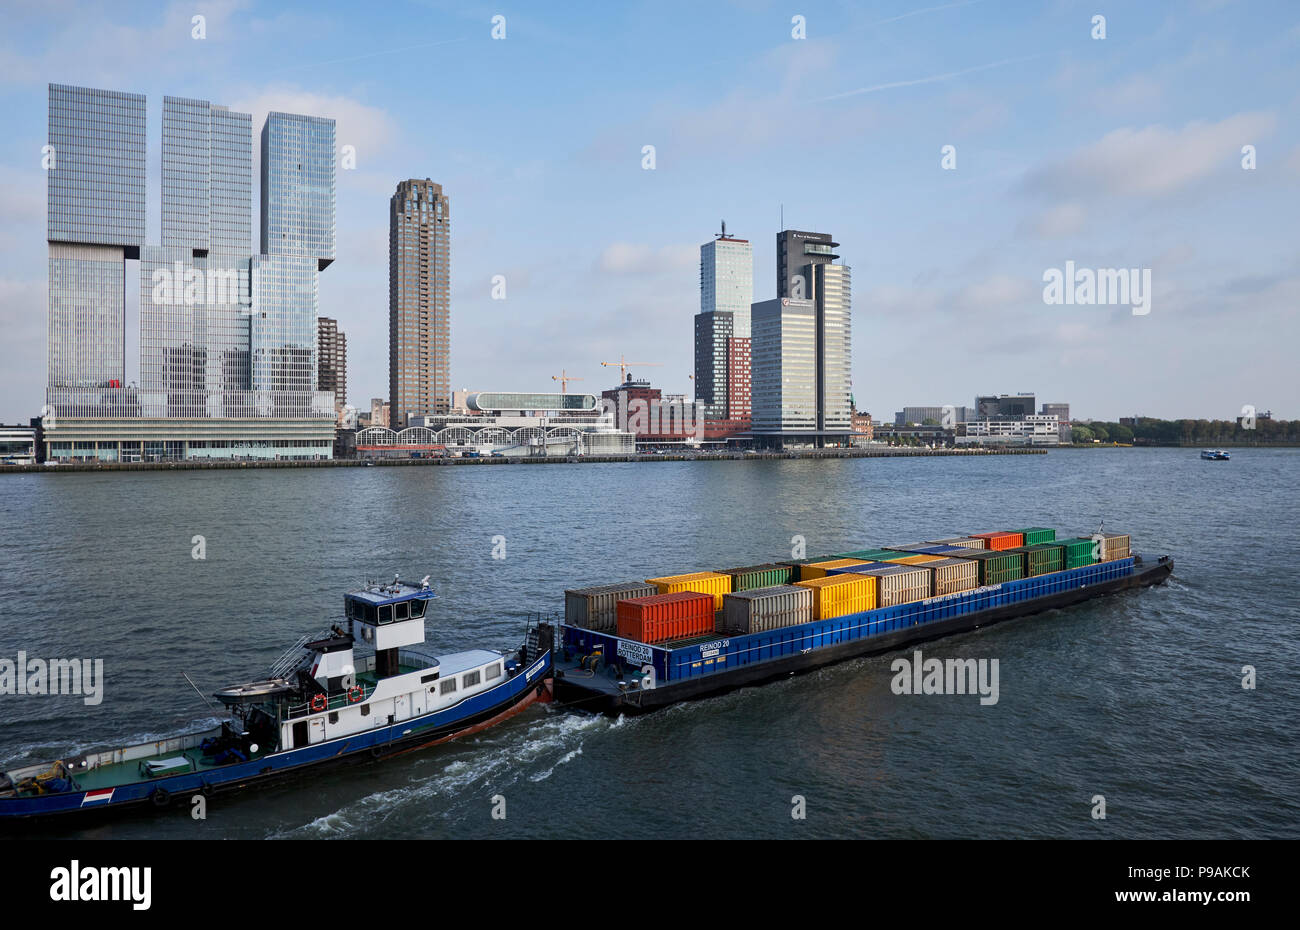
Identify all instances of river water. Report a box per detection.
[1,448,1297,838]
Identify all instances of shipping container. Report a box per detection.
[883,553,947,565]
[971,531,1023,550]
[616,591,715,644]
[777,555,847,581]
[1018,527,1057,546]
[799,558,870,579]
[721,585,814,634]
[883,543,934,553]
[920,557,979,596]
[565,581,659,632]
[925,537,985,550]
[947,549,1024,584]
[1021,543,1064,575]
[1100,533,1131,561]
[833,548,902,561]
[721,563,794,591]
[1060,537,1100,569]
[794,574,877,620]
[647,571,732,610]
[850,563,931,606]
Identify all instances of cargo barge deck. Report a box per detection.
[553,553,1172,714]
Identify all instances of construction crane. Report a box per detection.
[600,356,662,383]
[551,370,584,394]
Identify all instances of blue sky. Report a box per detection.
[1,0,1297,422]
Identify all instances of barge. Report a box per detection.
[553,530,1172,714]
[0,576,553,821]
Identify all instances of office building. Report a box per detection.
[694,224,753,431]
[389,178,451,427]
[318,317,347,411]
[958,415,1061,446]
[750,228,852,447]
[43,85,336,462]
[976,393,1037,419]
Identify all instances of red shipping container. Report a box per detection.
[616,591,715,644]
[970,532,1022,551]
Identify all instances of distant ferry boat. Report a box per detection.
[0,577,553,822]
[1201,449,1230,460]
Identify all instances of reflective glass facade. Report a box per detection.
[815,263,852,432]
[47,84,146,247]
[751,298,817,434]
[261,112,335,264]
[161,98,253,253]
[700,237,753,337]
[48,243,125,388]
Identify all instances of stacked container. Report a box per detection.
[799,558,870,579]
[848,563,931,606]
[1060,538,1100,569]
[884,553,946,565]
[949,549,1024,584]
[565,581,658,632]
[617,591,715,644]
[722,585,814,634]
[722,564,794,591]
[834,548,901,561]
[919,557,979,596]
[1099,533,1131,561]
[970,531,1023,550]
[794,574,876,620]
[925,537,985,550]
[1018,527,1057,546]
[647,571,731,610]
[1023,543,1065,575]
[778,556,845,582]
[883,543,934,553]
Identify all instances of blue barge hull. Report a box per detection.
[553,555,1172,714]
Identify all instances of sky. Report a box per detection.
[0,0,1297,423]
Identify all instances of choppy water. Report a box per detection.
[1,449,1297,838]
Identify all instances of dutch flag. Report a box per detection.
[80,788,114,806]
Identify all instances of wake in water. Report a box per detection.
[274,710,630,838]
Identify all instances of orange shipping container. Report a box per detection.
[646,571,731,610]
[970,532,1022,551]
[884,554,946,565]
[794,574,877,620]
[616,591,715,644]
[799,558,870,579]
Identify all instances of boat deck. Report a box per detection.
[39,743,274,795]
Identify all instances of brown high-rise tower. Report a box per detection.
[389,179,450,425]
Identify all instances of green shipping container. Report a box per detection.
[1018,527,1057,546]
[723,563,794,591]
[949,550,1023,585]
[1061,537,1099,569]
[1024,543,1065,575]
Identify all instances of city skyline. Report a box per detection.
[1,2,1297,423]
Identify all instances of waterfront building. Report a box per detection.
[976,393,1037,419]
[389,179,451,427]
[895,405,975,426]
[0,426,38,465]
[958,415,1061,446]
[694,224,753,431]
[602,376,703,445]
[317,317,347,412]
[750,227,853,448]
[42,85,337,462]
[356,392,635,458]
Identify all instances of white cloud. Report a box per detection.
[596,242,696,276]
[1023,112,1277,198]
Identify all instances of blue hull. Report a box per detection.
[1,651,551,821]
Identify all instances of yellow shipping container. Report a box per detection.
[794,574,877,619]
[799,558,870,579]
[646,571,731,611]
[884,554,946,565]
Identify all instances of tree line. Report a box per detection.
[1071,417,1299,445]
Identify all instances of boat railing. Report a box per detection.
[282,681,376,720]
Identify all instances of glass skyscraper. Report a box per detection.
[44,84,337,462]
[694,228,753,428]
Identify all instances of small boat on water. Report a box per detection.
[1201,449,1230,460]
[0,576,554,822]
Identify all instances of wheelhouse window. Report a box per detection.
[395,601,409,620]
[410,599,426,618]
[440,679,457,695]
[378,605,393,624]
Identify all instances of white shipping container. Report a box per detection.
[565,582,658,632]
[927,537,985,550]
[923,558,979,596]
[855,565,931,606]
[722,585,814,634]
